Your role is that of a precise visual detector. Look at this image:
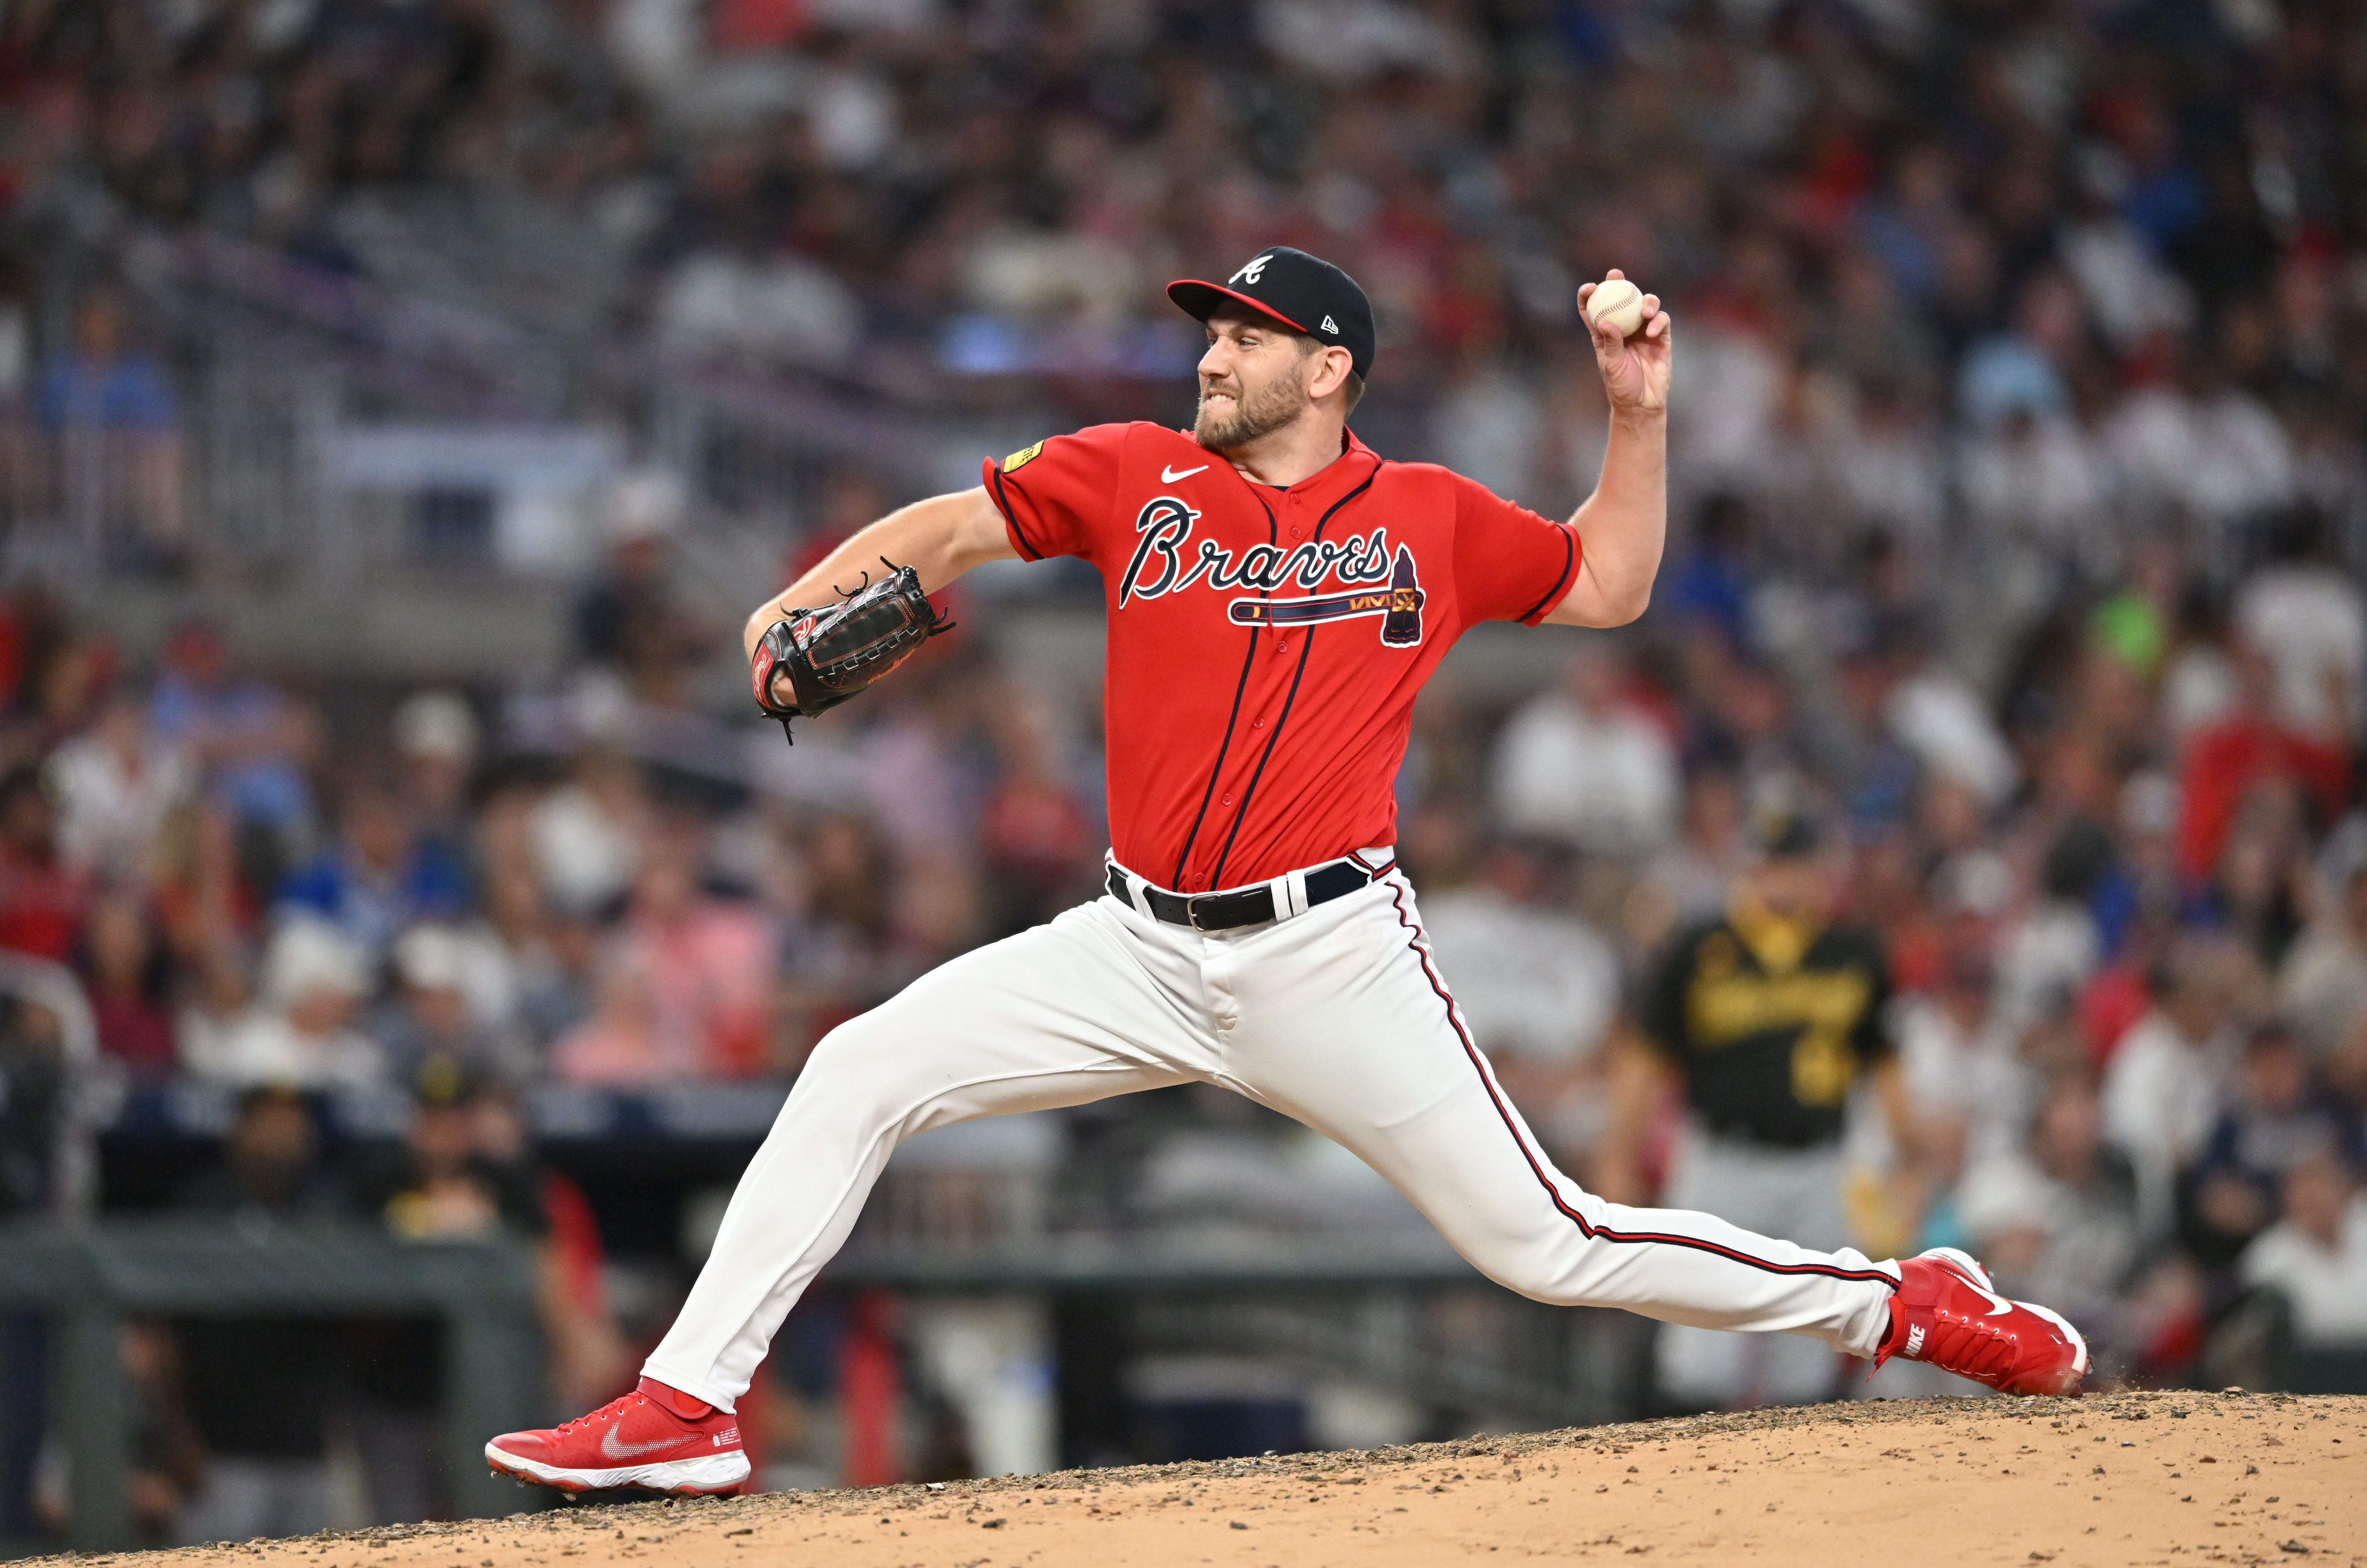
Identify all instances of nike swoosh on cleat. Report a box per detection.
[1160,464,1209,483]
[1926,1249,2015,1315]
[600,1430,688,1460]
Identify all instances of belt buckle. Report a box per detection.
[1185,892,1218,931]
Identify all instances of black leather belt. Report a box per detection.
[1106,857,1383,932]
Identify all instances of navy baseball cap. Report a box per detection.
[1168,247,1377,381]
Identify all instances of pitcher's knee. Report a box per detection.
[1493,1262,1593,1305]
[1447,1232,1578,1304]
[793,1015,864,1086]
[786,1014,922,1124]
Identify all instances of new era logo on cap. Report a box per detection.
[1169,246,1377,382]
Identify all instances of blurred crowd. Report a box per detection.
[0,0,2362,475]
[0,552,1112,1110]
[0,520,1116,1538]
[1,0,2366,1539]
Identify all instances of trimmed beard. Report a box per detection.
[1195,366,1310,450]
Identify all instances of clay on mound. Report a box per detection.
[41,1391,2367,1568]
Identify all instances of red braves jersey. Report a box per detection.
[984,422,1580,892]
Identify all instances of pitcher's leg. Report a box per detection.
[643,901,1203,1409]
[1221,878,1898,1357]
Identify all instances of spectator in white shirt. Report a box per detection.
[47,691,191,882]
[1492,643,1679,857]
[1887,659,2019,808]
[2232,509,2364,743]
[183,918,385,1091]
[1959,408,2111,555]
[2105,353,2295,530]
[2100,934,2259,1237]
[2239,1148,2367,1348]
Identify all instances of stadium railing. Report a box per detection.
[0,1220,542,1552]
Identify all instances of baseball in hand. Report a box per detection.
[1586,277,1646,339]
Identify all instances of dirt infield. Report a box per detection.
[61,1390,2365,1568]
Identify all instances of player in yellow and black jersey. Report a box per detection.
[1599,804,1912,1410]
[1637,815,1891,1151]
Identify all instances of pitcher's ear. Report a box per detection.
[1312,343,1355,398]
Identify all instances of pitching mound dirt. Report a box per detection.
[53,1390,2365,1567]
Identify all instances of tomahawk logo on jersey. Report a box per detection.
[984,419,1578,894]
[1225,545,1426,645]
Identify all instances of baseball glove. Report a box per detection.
[751,561,953,742]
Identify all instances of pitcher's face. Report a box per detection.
[1194,309,1315,451]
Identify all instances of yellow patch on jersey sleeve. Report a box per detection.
[1002,439,1046,473]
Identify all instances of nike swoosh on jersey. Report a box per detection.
[1160,464,1209,483]
[601,1429,690,1460]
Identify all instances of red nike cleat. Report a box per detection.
[1875,1246,2088,1396]
[485,1377,750,1495]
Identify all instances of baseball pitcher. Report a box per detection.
[487,249,2085,1496]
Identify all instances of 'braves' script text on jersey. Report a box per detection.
[985,423,1581,892]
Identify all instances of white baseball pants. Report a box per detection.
[642,864,1901,1411]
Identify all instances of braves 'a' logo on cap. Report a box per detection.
[1229,254,1273,287]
